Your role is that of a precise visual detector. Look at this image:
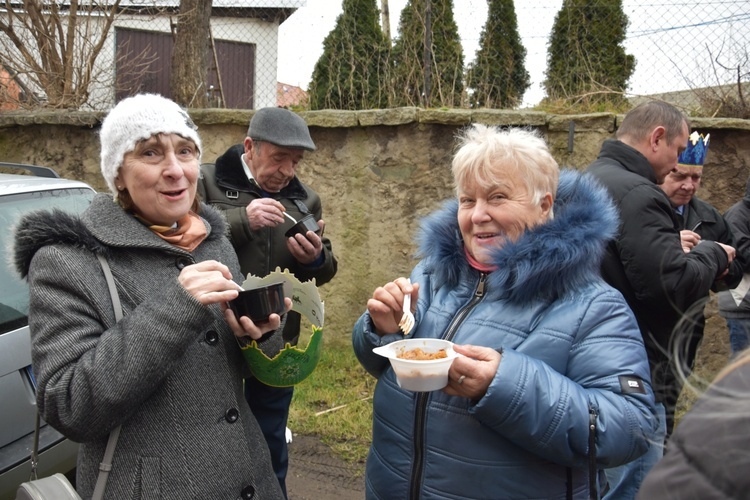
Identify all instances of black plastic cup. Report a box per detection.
[285,214,321,238]
[228,282,286,323]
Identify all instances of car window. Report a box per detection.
[0,188,94,334]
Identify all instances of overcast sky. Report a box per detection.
[277,1,750,108]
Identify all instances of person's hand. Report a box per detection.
[366,277,419,335]
[287,219,325,265]
[443,344,501,400]
[246,198,286,231]
[223,297,293,341]
[717,242,736,263]
[679,230,701,253]
[178,260,243,305]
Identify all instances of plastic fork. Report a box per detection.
[398,279,415,336]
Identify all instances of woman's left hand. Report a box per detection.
[443,344,502,400]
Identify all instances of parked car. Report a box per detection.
[0,164,95,500]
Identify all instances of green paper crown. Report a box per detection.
[238,268,325,387]
[241,326,323,387]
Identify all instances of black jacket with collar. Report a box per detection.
[586,139,729,399]
[662,195,741,425]
[678,195,741,290]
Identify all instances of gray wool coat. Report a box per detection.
[14,194,284,500]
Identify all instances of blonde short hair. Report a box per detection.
[452,125,559,208]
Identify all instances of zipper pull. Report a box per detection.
[476,273,487,297]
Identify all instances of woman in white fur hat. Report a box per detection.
[14,94,287,499]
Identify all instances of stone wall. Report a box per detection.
[2,108,750,349]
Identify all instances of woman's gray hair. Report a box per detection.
[451,125,559,214]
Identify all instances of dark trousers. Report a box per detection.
[245,377,294,498]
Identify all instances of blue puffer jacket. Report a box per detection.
[352,170,657,500]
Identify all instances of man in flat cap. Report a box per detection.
[198,107,338,497]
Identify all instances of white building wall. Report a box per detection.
[1,9,282,110]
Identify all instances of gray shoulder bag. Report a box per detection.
[16,254,122,500]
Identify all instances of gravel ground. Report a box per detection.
[286,434,365,500]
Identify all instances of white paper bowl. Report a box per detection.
[373,338,458,392]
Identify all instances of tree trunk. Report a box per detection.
[381,0,390,43]
[170,0,211,108]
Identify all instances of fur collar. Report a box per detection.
[416,169,618,304]
[14,193,228,278]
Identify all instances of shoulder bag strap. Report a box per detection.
[91,253,123,500]
[292,198,311,215]
[29,412,41,480]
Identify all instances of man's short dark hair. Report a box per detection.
[616,101,690,144]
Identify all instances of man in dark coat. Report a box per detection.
[719,175,750,355]
[198,108,338,497]
[585,101,736,499]
[657,131,742,438]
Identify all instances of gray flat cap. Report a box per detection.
[247,107,316,151]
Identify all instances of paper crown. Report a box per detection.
[678,131,710,167]
[239,268,325,387]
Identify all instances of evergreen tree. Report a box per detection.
[544,0,635,106]
[308,0,389,110]
[390,0,464,108]
[465,0,529,109]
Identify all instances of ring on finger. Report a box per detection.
[457,375,466,385]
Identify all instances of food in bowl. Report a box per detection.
[397,347,447,360]
[372,339,458,392]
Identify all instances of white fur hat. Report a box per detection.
[99,93,202,194]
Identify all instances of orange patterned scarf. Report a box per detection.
[139,212,207,252]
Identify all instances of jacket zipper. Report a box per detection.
[588,407,599,500]
[408,273,487,500]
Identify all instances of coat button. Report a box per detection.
[240,485,255,499]
[175,257,192,270]
[225,408,239,423]
[204,330,219,345]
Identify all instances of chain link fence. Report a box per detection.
[1,0,748,113]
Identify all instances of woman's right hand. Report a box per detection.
[178,260,243,305]
[366,277,419,335]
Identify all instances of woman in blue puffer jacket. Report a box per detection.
[352,125,658,500]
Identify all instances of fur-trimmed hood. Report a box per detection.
[14,193,228,279]
[416,169,618,304]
